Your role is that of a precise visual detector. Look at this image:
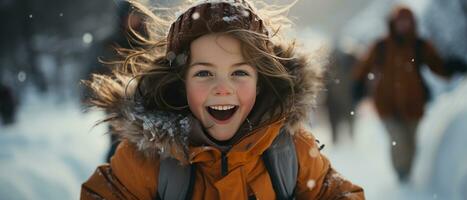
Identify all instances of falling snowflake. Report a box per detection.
[59,13,64,17]
[29,14,33,19]
[392,141,397,146]
[17,71,27,82]
[82,33,93,44]
[307,179,316,189]
[350,111,355,116]
[411,58,415,62]
[309,147,319,158]
[367,72,375,80]
[191,12,200,20]
[335,79,340,84]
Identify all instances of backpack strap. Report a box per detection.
[156,157,195,200]
[262,128,298,200]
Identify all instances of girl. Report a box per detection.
[81,0,364,199]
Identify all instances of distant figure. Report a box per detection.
[0,83,17,125]
[352,6,448,182]
[325,47,358,144]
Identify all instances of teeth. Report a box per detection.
[209,105,235,110]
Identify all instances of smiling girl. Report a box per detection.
[81,0,364,199]
[186,34,258,142]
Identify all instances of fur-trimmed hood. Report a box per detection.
[86,44,324,163]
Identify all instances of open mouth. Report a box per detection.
[206,105,239,121]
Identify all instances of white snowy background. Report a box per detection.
[1,0,466,199]
[0,90,108,200]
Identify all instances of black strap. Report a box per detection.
[185,164,196,200]
[262,129,298,200]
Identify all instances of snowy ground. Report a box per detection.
[312,101,438,200]
[0,79,466,200]
[0,92,109,200]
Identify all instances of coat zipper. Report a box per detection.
[219,118,284,177]
[221,151,228,177]
[220,145,232,177]
[232,117,286,146]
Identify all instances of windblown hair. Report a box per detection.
[84,0,323,133]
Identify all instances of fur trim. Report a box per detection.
[274,45,325,134]
[85,44,324,163]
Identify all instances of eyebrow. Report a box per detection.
[189,62,248,68]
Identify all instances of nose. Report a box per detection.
[213,80,233,96]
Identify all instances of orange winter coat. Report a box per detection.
[82,120,363,200]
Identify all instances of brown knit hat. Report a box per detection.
[166,0,269,64]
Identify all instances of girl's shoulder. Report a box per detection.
[112,140,161,182]
[289,128,365,199]
[82,140,159,199]
[289,127,329,173]
[291,127,322,154]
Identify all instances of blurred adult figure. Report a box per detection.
[325,44,359,144]
[0,83,18,126]
[352,6,448,182]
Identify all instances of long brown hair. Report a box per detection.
[86,0,301,128]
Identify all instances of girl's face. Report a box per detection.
[186,34,258,141]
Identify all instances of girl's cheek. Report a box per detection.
[186,82,209,111]
[236,80,257,108]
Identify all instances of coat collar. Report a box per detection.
[188,119,284,164]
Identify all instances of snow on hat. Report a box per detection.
[166,0,269,63]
